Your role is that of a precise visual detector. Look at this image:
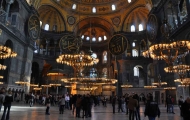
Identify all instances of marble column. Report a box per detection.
[45,40,49,55]
[5,0,14,23]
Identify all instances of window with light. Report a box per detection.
[132,49,138,57]
[134,67,139,76]
[131,25,135,32]
[92,37,96,42]
[139,24,143,31]
[92,7,96,13]
[112,4,116,11]
[72,4,77,10]
[132,42,135,47]
[44,24,49,31]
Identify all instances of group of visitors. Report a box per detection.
[1,88,190,120]
[111,93,160,120]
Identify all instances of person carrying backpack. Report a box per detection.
[144,95,160,120]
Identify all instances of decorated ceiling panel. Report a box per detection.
[51,0,138,15]
[38,5,66,31]
[34,0,152,35]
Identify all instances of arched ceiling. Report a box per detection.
[122,6,150,32]
[31,0,153,35]
[38,5,66,31]
[50,0,138,15]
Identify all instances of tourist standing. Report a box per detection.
[178,96,184,117]
[112,95,116,114]
[58,95,65,114]
[128,95,138,120]
[181,97,190,120]
[76,95,82,117]
[0,88,5,112]
[45,95,51,115]
[144,95,160,120]
[1,90,13,120]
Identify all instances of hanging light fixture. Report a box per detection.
[142,9,190,66]
[0,64,6,70]
[15,74,30,86]
[0,45,17,59]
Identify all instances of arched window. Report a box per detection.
[44,24,49,31]
[131,25,135,32]
[139,24,143,31]
[134,66,139,76]
[104,35,107,40]
[102,51,107,63]
[92,37,96,42]
[128,0,131,3]
[132,49,138,57]
[98,37,102,42]
[92,7,96,13]
[132,42,135,47]
[112,4,116,11]
[72,4,77,10]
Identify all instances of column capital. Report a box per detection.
[6,0,14,4]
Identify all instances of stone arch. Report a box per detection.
[10,0,20,13]
[121,5,149,32]
[73,17,115,39]
[38,5,66,31]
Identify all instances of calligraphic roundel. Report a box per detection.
[28,14,41,41]
[146,14,158,42]
[108,34,128,56]
[59,35,82,53]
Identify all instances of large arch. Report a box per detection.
[73,17,115,38]
[121,5,149,32]
[38,5,66,31]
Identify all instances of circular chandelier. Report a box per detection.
[61,77,117,85]
[33,87,42,90]
[49,83,61,87]
[15,81,29,85]
[164,87,176,90]
[143,40,190,65]
[142,19,190,65]
[0,45,17,59]
[78,87,98,91]
[121,84,133,88]
[164,64,190,73]
[56,53,94,69]
[144,85,157,89]
[41,84,51,87]
[15,75,29,85]
[0,64,6,70]
[180,78,190,85]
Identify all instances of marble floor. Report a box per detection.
[0,102,183,120]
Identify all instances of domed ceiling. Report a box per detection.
[34,0,152,38]
[51,0,138,15]
[38,5,66,31]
